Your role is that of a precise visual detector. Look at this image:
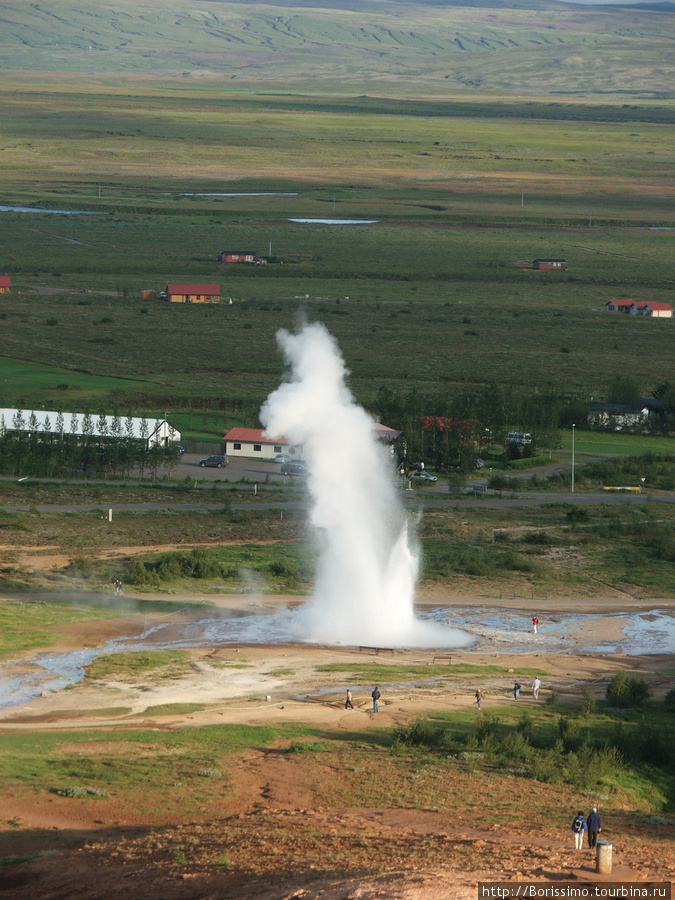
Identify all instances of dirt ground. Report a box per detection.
[0,588,673,899]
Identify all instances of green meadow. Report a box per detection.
[0,71,672,424]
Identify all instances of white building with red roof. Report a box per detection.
[223,427,302,461]
[224,423,401,461]
[630,301,673,318]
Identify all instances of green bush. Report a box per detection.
[581,685,597,716]
[606,671,650,708]
[392,718,447,750]
[476,712,500,745]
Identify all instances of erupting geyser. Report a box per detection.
[260,322,472,649]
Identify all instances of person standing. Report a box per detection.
[513,681,521,700]
[475,688,483,710]
[345,689,354,710]
[587,807,602,849]
[532,677,541,700]
[532,615,538,634]
[371,685,381,713]
[571,810,587,850]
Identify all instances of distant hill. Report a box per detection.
[1,0,674,97]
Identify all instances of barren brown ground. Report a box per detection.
[0,588,673,900]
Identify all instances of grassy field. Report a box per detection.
[0,77,672,420]
[1,491,673,598]
[0,697,672,816]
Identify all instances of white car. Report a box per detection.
[273,453,292,464]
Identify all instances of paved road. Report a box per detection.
[3,453,673,511]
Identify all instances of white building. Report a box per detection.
[0,409,180,448]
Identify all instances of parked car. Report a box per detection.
[199,454,229,468]
[281,462,308,476]
[177,445,185,455]
[410,470,438,482]
[273,453,292,464]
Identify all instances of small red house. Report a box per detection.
[0,276,11,293]
[165,283,220,303]
[218,251,266,264]
[533,259,567,270]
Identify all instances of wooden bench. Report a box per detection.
[432,655,452,665]
[359,646,395,656]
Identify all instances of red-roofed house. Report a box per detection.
[630,301,673,318]
[605,299,634,314]
[224,422,401,460]
[223,427,301,461]
[0,276,11,294]
[165,283,220,303]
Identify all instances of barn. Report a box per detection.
[0,276,11,293]
[165,283,221,303]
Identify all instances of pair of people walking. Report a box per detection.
[344,686,381,712]
[571,807,602,850]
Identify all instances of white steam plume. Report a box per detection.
[260,322,472,649]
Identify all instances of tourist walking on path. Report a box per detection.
[475,689,483,710]
[532,677,541,700]
[345,689,354,710]
[513,681,521,700]
[572,810,587,850]
[587,807,602,849]
[371,686,381,713]
[532,615,538,634]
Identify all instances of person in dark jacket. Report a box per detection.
[586,807,602,848]
[371,685,380,713]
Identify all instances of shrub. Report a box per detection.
[476,712,500,745]
[581,685,596,716]
[393,718,447,750]
[606,672,650,708]
[516,713,535,745]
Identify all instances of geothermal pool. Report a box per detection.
[0,605,672,710]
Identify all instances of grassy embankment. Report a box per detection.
[0,687,672,819]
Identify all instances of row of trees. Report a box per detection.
[0,412,180,478]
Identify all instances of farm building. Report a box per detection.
[605,299,634,314]
[0,276,11,293]
[223,427,301,461]
[0,409,181,448]
[532,259,567,270]
[588,400,662,432]
[630,302,673,318]
[165,283,220,303]
[218,251,266,264]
